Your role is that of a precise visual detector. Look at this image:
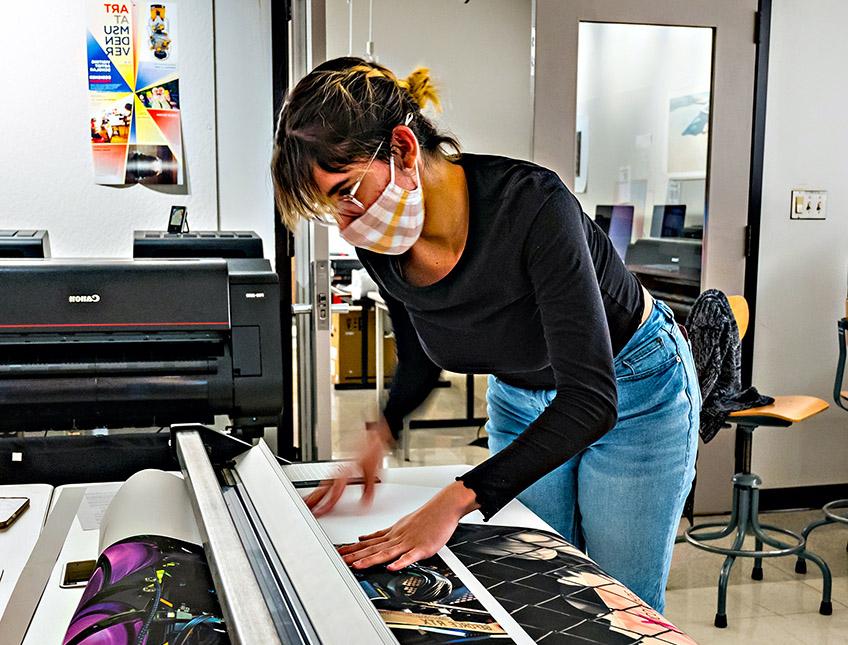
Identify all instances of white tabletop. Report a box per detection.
[311,464,554,544]
[381,464,554,532]
[0,484,53,618]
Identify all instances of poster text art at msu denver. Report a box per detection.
[87,2,183,185]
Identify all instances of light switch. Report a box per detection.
[791,190,827,220]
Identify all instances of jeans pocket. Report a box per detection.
[616,333,679,382]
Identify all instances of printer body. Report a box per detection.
[0,258,282,434]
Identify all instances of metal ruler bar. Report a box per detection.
[175,429,282,645]
[234,442,396,644]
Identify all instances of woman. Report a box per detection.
[271,57,699,613]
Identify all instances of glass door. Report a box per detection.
[290,0,536,464]
[575,22,712,322]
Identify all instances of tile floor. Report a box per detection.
[328,372,848,644]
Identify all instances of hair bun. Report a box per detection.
[399,67,442,112]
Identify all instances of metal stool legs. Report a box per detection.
[684,424,832,628]
[795,499,847,579]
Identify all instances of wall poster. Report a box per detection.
[87,2,183,185]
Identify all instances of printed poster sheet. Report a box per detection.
[63,472,696,644]
[87,2,183,185]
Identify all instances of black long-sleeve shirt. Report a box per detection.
[356,153,644,519]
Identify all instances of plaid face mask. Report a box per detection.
[338,153,425,255]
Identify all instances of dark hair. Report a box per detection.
[271,57,461,230]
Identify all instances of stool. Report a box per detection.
[795,317,848,573]
[794,500,848,577]
[685,396,831,628]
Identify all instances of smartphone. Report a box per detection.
[0,497,29,530]
[60,560,97,589]
[167,205,187,233]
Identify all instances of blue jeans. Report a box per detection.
[486,300,699,613]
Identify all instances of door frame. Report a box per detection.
[741,0,771,391]
[282,0,334,461]
[533,0,770,512]
[271,0,296,459]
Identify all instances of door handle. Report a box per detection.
[291,303,350,315]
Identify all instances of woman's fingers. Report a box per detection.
[340,538,402,565]
[310,476,348,518]
[304,481,331,509]
[358,528,390,541]
[337,533,391,555]
[351,542,410,569]
[387,549,423,571]
[361,471,377,507]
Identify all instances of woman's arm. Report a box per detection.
[306,286,442,516]
[380,288,444,437]
[458,184,619,519]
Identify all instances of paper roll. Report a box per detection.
[99,469,201,552]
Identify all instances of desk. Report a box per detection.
[0,484,52,617]
[367,291,488,460]
[0,466,547,644]
[1,466,695,644]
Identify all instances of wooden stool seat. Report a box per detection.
[730,395,829,424]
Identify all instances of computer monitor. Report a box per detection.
[594,205,634,262]
[650,205,687,238]
[0,230,51,258]
[133,231,264,259]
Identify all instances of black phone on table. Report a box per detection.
[0,497,29,530]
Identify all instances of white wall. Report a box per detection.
[324,0,533,256]
[0,1,217,257]
[325,0,533,159]
[751,0,848,488]
[0,1,276,261]
[215,0,276,261]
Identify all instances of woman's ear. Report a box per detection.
[390,125,420,171]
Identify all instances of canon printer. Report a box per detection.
[0,257,283,483]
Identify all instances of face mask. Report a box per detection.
[338,150,425,255]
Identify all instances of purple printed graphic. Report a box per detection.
[63,535,229,645]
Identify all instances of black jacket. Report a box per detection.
[686,289,773,443]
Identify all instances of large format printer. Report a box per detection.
[0,257,283,484]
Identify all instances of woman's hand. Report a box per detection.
[337,481,480,571]
[305,417,393,517]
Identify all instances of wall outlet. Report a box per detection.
[791,189,827,220]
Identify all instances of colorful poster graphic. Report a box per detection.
[87,2,183,185]
[448,525,696,644]
[350,553,513,643]
[63,535,230,645]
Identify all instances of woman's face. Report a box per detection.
[311,129,419,230]
[312,158,387,230]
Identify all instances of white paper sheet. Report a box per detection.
[98,469,201,551]
[310,483,441,544]
[77,483,122,531]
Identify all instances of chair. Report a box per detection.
[794,317,848,574]
[684,295,832,628]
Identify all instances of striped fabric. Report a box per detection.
[339,158,425,255]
